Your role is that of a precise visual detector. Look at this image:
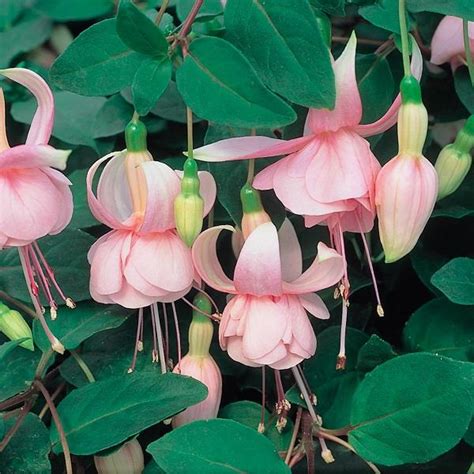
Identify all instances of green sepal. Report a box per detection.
[240,182,264,214]
[192,293,213,325]
[181,158,200,196]
[400,75,422,104]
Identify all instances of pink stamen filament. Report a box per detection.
[162,303,170,367]
[291,366,319,423]
[259,366,266,433]
[151,303,167,374]
[337,302,348,370]
[128,308,144,373]
[150,305,159,363]
[28,246,57,317]
[171,302,182,370]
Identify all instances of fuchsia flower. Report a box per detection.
[431,16,474,69]
[87,121,216,309]
[192,219,344,369]
[0,68,73,353]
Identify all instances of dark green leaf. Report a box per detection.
[117,0,168,57]
[50,372,208,455]
[132,57,172,115]
[0,339,30,361]
[94,94,135,138]
[356,334,396,372]
[403,298,474,362]
[67,169,99,229]
[11,91,106,149]
[454,67,474,114]
[220,401,293,452]
[349,353,473,465]
[360,0,410,34]
[0,346,41,402]
[147,81,193,123]
[176,0,223,21]
[310,0,345,16]
[0,12,52,68]
[34,0,113,21]
[0,413,51,473]
[431,257,474,305]
[0,229,96,303]
[176,37,296,128]
[0,0,27,31]
[33,301,132,352]
[50,19,145,96]
[225,0,335,108]
[147,419,290,473]
[410,244,447,295]
[407,0,474,21]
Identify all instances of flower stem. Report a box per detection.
[35,349,54,379]
[155,0,170,26]
[70,350,95,383]
[0,400,33,452]
[463,19,474,87]
[186,107,194,159]
[178,0,204,40]
[398,0,411,77]
[34,380,73,474]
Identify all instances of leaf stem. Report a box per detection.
[463,19,474,87]
[34,380,73,474]
[39,382,66,420]
[155,0,170,26]
[178,0,204,40]
[70,350,96,383]
[0,400,33,452]
[35,349,54,379]
[398,0,411,77]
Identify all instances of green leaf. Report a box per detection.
[147,419,290,473]
[349,353,473,465]
[132,57,172,115]
[0,346,41,402]
[220,401,293,452]
[67,169,99,229]
[410,244,447,295]
[310,0,345,16]
[431,257,474,305]
[116,0,168,57]
[50,372,208,455]
[403,298,474,362]
[359,0,410,34]
[94,94,135,138]
[176,0,223,21]
[225,0,335,108]
[454,67,474,114]
[0,413,51,473]
[50,19,145,96]
[0,339,30,361]
[32,301,133,352]
[0,0,27,30]
[34,0,114,21]
[356,334,396,372]
[407,0,474,21]
[356,53,395,124]
[0,12,52,68]
[11,91,106,149]
[0,229,96,303]
[176,37,296,128]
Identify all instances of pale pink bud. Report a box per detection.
[94,439,144,474]
[172,354,222,428]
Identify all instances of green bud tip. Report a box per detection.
[463,115,474,137]
[192,293,212,322]
[125,119,147,152]
[181,158,201,195]
[400,75,422,105]
[240,182,264,214]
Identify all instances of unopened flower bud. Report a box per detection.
[94,439,144,474]
[0,302,34,351]
[240,183,271,239]
[172,294,222,428]
[436,116,474,200]
[174,158,204,247]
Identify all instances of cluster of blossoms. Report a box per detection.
[0,14,473,434]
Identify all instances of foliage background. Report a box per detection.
[0,0,473,473]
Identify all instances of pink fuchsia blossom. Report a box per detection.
[431,16,474,70]
[192,219,344,369]
[87,123,216,309]
[0,68,74,353]
[375,77,438,263]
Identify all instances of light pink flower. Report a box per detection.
[192,219,344,369]
[172,354,222,427]
[87,151,216,309]
[0,68,74,353]
[431,16,474,69]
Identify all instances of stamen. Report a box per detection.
[128,308,144,373]
[152,303,167,374]
[162,303,169,366]
[171,302,182,370]
[150,305,159,363]
[124,152,150,224]
[291,366,319,424]
[18,247,64,354]
[357,219,384,317]
[274,370,291,432]
[258,366,266,434]
[336,303,348,370]
[318,437,334,463]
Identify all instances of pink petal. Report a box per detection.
[0,89,9,150]
[287,296,317,355]
[0,68,54,145]
[193,135,312,162]
[241,296,288,359]
[283,242,344,294]
[87,151,130,230]
[192,225,237,294]
[226,337,260,367]
[278,218,302,282]
[199,171,217,216]
[252,160,280,190]
[0,168,70,242]
[234,222,283,296]
[269,352,304,370]
[124,231,194,293]
[140,161,181,232]
[304,32,362,134]
[299,293,330,319]
[355,41,423,137]
[0,144,70,171]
